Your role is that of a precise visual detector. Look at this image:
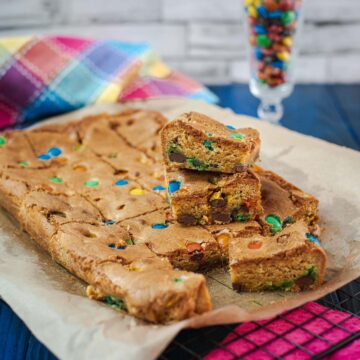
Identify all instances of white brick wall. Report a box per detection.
[0,0,359,84]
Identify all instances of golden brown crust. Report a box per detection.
[165,167,263,225]
[161,112,260,173]
[229,222,326,292]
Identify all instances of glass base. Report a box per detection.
[250,79,294,123]
[258,100,283,124]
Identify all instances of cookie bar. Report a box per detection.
[161,112,260,173]
[120,208,223,271]
[205,166,320,253]
[229,222,326,292]
[0,110,213,323]
[51,222,211,323]
[165,168,263,225]
[0,130,48,170]
[254,166,319,235]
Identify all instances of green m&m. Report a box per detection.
[281,11,295,25]
[265,214,282,234]
[256,35,271,48]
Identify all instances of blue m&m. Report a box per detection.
[168,180,181,195]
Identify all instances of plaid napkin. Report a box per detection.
[0,36,217,129]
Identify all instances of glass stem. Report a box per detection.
[258,98,283,124]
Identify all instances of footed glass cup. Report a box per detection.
[242,0,304,123]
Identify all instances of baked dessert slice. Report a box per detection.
[205,166,320,254]
[229,221,326,292]
[254,166,319,235]
[165,167,263,225]
[105,109,167,162]
[48,221,212,323]
[161,112,260,173]
[0,130,49,169]
[18,190,103,252]
[120,208,223,271]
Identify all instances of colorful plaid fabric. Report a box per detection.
[0,36,217,129]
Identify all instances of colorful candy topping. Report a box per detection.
[48,147,62,157]
[152,185,166,191]
[265,214,283,234]
[207,133,213,137]
[18,161,29,167]
[244,0,300,87]
[129,187,145,195]
[236,213,250,222]
[248,240,263,249]
[108,243,126,250]
[216,233,231,248]
[103,295,127,311]
[283,215,294,226]
[115,179,129,186]
[187,157,209,171]
[73,164,87,172]
[48,176,63,183]
[103,220,115,225]
[84,180,99,187]
[186,242,202,254]
[38,147,63,161]
[74,143,84,152]
[168,180,181,195]
[203,139,214,151]
[0,136,6,146]
[174,277,183,283]
[306,265,317,280]
[226,125,236,130]
[306,233,321,246]
[229,133,245,140]
[38,153,51,160]
[151,223,169,229]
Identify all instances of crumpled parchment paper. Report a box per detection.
[0,98,359,360]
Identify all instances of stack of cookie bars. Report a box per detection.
[0,109,326,324]
[161,112,326,292]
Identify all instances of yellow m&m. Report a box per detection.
[130,188,145,195]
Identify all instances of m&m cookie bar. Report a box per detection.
[165,168,263,226]
[120,208,224,271]
[254,166,319,235]
[205,166,320,254]
[52,223,211,323]
[229,221,326,292]
[161,112,260,173]
[0,110,213,323]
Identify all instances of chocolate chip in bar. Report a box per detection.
[295,275,315,288]
[210,199,226,208]
[169,152,186,163]
[178,214,197,225]
[234,164,248,172]
[212,212,231,223]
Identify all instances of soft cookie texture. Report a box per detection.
[161,112,260,173]
[229,222,326,292]
[165,168,263,225]
[0,109,325,323]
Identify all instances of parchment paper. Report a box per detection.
[0,98,359,360]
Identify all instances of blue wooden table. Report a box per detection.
[1,84,359,360]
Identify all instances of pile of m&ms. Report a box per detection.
[244,0,301,87]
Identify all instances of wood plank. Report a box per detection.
[208,84,360,150]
